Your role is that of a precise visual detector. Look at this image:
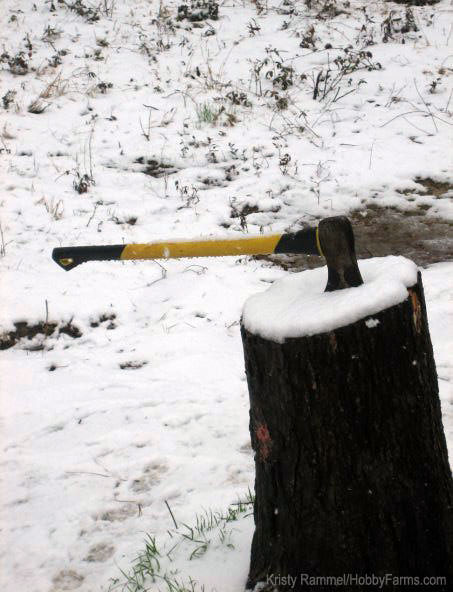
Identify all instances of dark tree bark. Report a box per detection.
[242,273,453,591]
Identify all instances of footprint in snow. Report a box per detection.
[95,504,137,522]
[84,542,115,563]
[51,569,84,591]
[130,460,168,493]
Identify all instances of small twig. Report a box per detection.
[65,470,112,478]
[414,78,437,133]
[86,202,99,227]
[88,127,94,180]
[402,116,431,136]
[165,500,179,529]
[332,87,357,104]
[381,109,453,128]
[140,104,160,141]
[380,109,430,127]
[183,265,208,275]
[313,70,322,100]
[368,141,374,170]
[0,222,6,257]
[162,89,198,107]
[445,88,452,113]
[151,258,168,275]
[430,114,453,126]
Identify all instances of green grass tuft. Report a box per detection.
[109,490,255,591]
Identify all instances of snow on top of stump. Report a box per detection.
[242,256,418,343]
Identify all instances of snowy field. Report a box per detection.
[0,1,452,590]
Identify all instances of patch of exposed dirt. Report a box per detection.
[222,203,261,230]
[389,1,440,5]
[110,214,138,226]
[397,177,453,198]
[90,312,116,329]
[0,321,82,350]
[352,207,453,266]
[134,156,179,178]
[257,207,452,272]
[231,203,259,218]
[119,360,148,370]
[227,201,281,231]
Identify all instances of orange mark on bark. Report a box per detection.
[256,423,272,461]
[408,289,422,334]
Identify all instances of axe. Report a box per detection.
[52,216,363,291]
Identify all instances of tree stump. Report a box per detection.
[241,259,453,591]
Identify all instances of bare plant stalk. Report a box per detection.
[88,127,95,181]
[369,141,375,170]
[0,222,5,257]
[86,203,99,227]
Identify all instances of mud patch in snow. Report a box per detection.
[0,320,82,350]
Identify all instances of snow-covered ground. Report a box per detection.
[0,1,452,590]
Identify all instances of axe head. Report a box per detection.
[318,216,363,292]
